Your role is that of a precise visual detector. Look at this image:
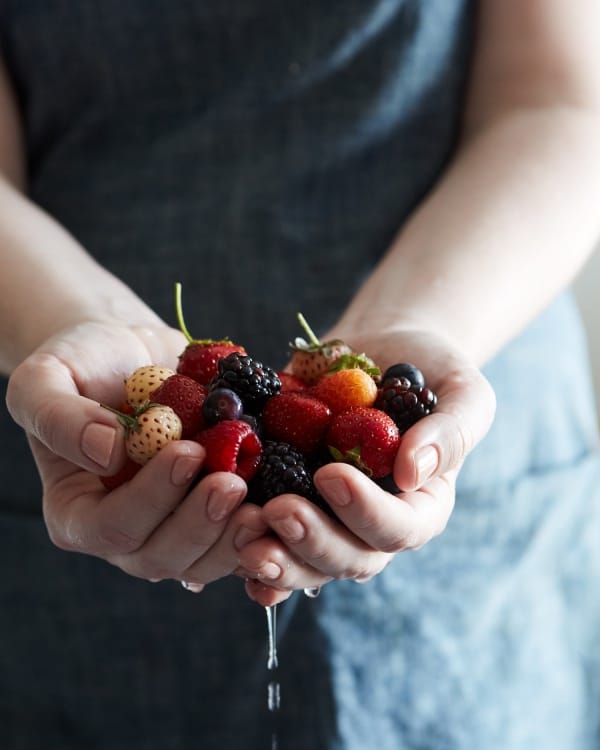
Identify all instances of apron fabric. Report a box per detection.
[1,2,599,748]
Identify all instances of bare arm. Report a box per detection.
[334,0,600,364]
[0,58,166,375]
[0,56,267,590]
[242,0,600,603]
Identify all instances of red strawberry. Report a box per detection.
[277,371,308,393]
[261,391,332,454]
[174,282,245,384]
[150,373,207,439]
[195,420,262,482]
[326,406,400,478]
[289,313,352,386]
[178,341,246,385]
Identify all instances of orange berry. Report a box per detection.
[312,369,378,414]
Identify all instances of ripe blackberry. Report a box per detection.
[250,440,317,505]
[375,376,437,433]
[211,352,281,413]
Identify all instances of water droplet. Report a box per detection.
[268,680,281,712]
[303,586,321,598]
[265,605,279,670]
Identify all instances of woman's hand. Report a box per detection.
[6,320,268,589]
[239,327,496,606]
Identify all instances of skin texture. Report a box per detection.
[3,0,600,604]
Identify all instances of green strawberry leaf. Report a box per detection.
[326,353,380,378]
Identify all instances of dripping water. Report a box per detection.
[265,605,281,748]
[303,586,321,598]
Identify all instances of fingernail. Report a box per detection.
[207,487,244,522]
[181,581,204,593]
[415,445,438,486]
[81,423,117,468]
[256,562,282,581]
[319,477,351,506]
[270,515,305,543]
[171,455,201,486]
[234,525,260,550]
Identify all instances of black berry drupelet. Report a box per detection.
[249,440,318,505]
[211,353,281,413]
[375,374,437,433]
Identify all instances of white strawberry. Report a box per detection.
[118,404,183,465]
[289,313,352,386]
[124,365,176,408]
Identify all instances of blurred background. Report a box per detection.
[574,242,600,424]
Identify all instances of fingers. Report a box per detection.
[179,503,268,584]
[239,462,456,591]
[394,365,496,491]
[107,470,249,579]
[38,439,206,556]
[7,352,127,474]
[244,579,294,606]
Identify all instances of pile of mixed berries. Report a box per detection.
[101,285,438,505]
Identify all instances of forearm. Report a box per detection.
[336,106,600,364]
[0,176,164,375]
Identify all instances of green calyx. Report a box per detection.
[174,282,233,346]
[100,402,158,434]
[328,444,373,478]
[326,353,380,378]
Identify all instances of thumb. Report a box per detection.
[394,366,496,491]
[6,352,126,474]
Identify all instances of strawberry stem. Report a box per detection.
[99,403,141,433]
[175,282,195,343]
[297,313,321,348]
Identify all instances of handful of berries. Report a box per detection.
[101,285,438,504]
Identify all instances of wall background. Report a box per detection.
[573,243,600,423]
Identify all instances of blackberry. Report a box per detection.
[211,352,281,413]
[375,376,437,433]
[249,440,318,506]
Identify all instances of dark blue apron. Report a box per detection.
[1,2,599,747]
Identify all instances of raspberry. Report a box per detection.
[212,353,281,413]
[375,376,437,433]
[249,440,317,505]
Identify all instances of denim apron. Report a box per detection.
[1,2,599,748]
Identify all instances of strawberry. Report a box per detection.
[194,419,262,482]
[326,406,400,478]
[312,367,378,414]
[261,391,332,454]
[150,373,207,439]
[105,403,183,465]
[277,371,308,393]
[174,283,245,384]
[289,313,352,386]
[124,365,176,408]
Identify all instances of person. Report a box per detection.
[1,1,599,748]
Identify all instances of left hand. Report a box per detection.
[237,326,496,606]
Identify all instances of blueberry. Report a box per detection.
[381,363,425,389]
[202,387,243,424]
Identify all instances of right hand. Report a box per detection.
[5,320,268,589]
